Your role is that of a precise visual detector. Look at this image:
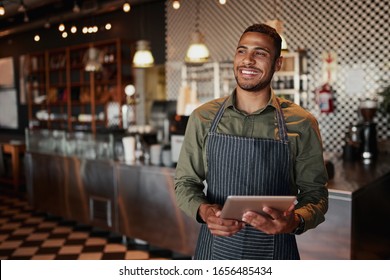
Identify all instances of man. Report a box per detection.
[175,23,328,260]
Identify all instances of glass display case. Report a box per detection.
[25,128,114,160]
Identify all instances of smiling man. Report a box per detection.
[174,23,328,260]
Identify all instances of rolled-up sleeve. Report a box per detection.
[292,116,329,232]
[174,111,209,220]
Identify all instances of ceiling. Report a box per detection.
[0,0,160,38]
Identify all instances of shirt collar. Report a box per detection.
[225,89,279,114]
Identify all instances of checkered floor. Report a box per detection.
[0,188,191,260]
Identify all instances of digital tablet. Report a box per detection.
[220,195,296,221]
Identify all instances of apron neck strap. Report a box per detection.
[209,96,289,143]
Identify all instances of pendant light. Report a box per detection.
[185,0,210,64]
[133,40,154,68]
[84,47,102,72]
[132,4,154,68]
[266,19,288,52]
[266,0,288,52]
[0,3,5,16]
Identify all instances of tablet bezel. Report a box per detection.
[220,195,297,221]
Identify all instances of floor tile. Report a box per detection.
[0,240,23,249]
[58,245,83,255]
[12,247,39,256]
[41,239,66,248]
[31,254,56,260]
[78,252,103,260]
[0,188,190,260]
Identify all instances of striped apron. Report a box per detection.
[194,98,300,260]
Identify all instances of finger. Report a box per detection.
[242,211,267,224]
[287,203,295,212]
[208,222,244,236]
[262,207,283,220]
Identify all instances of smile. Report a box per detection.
[240,68,259,75]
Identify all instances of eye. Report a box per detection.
[236,48,246,55]
[255,51,267,57]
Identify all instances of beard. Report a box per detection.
[235,75,273,92]
[234,61,277,92]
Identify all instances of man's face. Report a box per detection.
[233,32,281,92]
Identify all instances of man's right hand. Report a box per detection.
[198,203,245,237]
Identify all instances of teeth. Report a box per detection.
[242,70,257,74]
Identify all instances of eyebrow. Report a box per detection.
[236,45,271,53]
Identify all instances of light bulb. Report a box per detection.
[123,2,130,13]
[133,40,154,68]
[0,5,5,16]
[185,32,210,64]
[172,0,180,9]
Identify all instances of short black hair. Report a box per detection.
[242,23,282,59]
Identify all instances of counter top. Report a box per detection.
[326,153,390,195]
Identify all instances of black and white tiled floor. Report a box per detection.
[0,187,191,260]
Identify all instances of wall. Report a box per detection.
[165,0,390,153]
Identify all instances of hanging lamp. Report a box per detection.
[84,47,102,72]
[0,3,5,16]
[266,0,288,52]
[133,40,154,68]
[185,0,210,64]
[132,3,155,68]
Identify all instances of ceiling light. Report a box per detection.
[123,1,130,13]
[267,0,288,52]
[185,0,210,64]
[172,0,180,9]
[71,26,77,33]
[266,19,288,52]
[34,35,40,42]
[59,23,65,32]
[185,32,210,64]
[105,23,112,30]
[23,12,29,22]
[44,20,51,28]
[73,1,80,13]
[219,0,227,4]
[62,32,68,38]
[18,1,26,13]
[133,40,154,68]
[84,47,102,72]
[0,3,5,16]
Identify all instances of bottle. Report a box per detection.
[134,134,144,162]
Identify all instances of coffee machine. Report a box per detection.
[359,99,378,161]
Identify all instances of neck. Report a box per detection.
[235,87,271,114]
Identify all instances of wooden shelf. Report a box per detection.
[25,38,133,134]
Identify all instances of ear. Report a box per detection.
[275,56,283,72]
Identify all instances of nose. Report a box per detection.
[242,52,255,66]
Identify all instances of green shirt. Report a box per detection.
[174,91,328,233]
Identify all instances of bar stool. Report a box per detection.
[0,145,4,177]
[0,141,26,192]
